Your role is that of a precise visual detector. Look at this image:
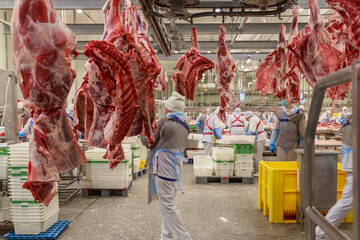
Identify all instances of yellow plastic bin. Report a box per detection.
[258,161,298,223]
[259,161,353,223]
[140,160,146,170]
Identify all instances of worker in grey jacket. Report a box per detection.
[269,100,305,161]
[141,91,192,240]
[316,116,353,239]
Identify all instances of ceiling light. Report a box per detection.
[215,8,221,13]
[76,9,83,14]
[256,50,260,53]
[174,51,179,53]
[207,51,211,53]
[246,58,251,64]
[299,8,304,12]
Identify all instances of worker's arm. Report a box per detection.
[269,116,280,152]
[19,118,32,136]
[141,118,167,148]
[226,116,232,131]
[214,117,222,139]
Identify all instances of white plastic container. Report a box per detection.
[133,157,140,173]
[187,150,205,159]
[0,197,10,222]
[13,209,58,235]
[85,178,129,189]
[235,161,253,169]
[212,147,234,161]
[235,154,254,161]
[235,168,253,177]
[213,161,234,177]
[193,156,213,177]
[132,148,140,158]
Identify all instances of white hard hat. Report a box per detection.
[343,107,347,111]
[326,110,331,114]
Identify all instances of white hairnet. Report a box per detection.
[235,108,241,114]
[205,108,211,115]
[299,105,305,111]
[326,110,330,114]
[342,107,347,111]
[244,111,252,119]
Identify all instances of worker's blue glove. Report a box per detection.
[246,130,255,135]
[270,144,276,154]
[299,139,303,148]
[214,127,222,140]
[225,125,229,129]
[339,118,345,125]
[196,122,200,127]
[18,131,25,141]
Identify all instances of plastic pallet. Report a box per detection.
[133,168,147,180]
[195,176,254,184]
[82,182,132,197]
[3,220,70,240]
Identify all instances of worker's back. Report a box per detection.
[228,114,246,135]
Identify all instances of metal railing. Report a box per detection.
[304,60,360,239]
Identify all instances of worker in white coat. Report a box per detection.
[227,108,246,135]
[337,107,349,124]
[18,118,34,141]
[202,107,222,156]
[316,116,353,240]
[269,100,306,161]
[141,91,192,240]
[319,110,332,123]
[244,111,266,173]
[196,108,209,134]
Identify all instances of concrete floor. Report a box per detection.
[1,164,353,240]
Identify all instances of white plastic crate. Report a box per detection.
[13,209,58,235]
[212,147,234,161]
[235,161,253,169]
[133,157,140,173]
[235,154,254,161]
[187,150,205,159]
[213,161,234,177]
[85,178,130,189]
[193,156,213,177]
[235,168,253,177]
[132,148,140,158]
[0,197,10,222]
[122,136,140,148]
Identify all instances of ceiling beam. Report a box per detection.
[3,23,307,35]
[76,40,277,51]
[0,0,328,9]
[75,52,270,61]
[0,0,107,10]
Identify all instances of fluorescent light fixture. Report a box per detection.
[207,50,211,53]
[299,8,304,12]
[256,50,260,53]
[174,51,179,53]
[246,58,251,64]
[215,8,221,12]
[76,9,83,14]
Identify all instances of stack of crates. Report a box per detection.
[8,143,59,234]
[233,144,254,177]
[212,147,234,177]
[0,146,9,179]
[132,147,140,173]
[84,146,132,189]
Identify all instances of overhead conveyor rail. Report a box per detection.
[304,60,360,240]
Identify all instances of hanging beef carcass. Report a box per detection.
[255,25,287,99]
[216,26,240,123]
[11,0,87,205]
[73,0,161,168]
[172,28,214,100]
[325,12,359,103]
[288,0,338,92]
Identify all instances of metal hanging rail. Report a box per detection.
[304,60,360,239]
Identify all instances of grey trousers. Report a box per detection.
[203,142,213,156]
[253,140,265,173]
[316,173,353,240]
[155,176,192,240]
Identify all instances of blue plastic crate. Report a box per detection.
[3,220,70,240]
